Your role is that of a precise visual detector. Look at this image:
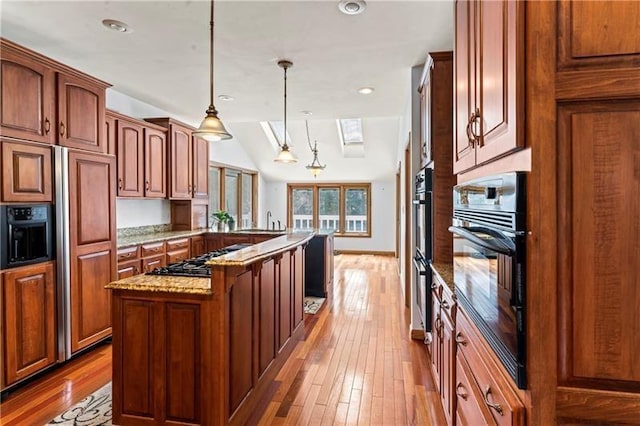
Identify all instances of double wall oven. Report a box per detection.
[449,172,527,388]
[413,166,433,332]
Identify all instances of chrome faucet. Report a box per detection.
[277,220,281,230]
[266,210,272,230]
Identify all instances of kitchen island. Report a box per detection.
[106,232,313,425]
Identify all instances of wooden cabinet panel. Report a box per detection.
[71,249,113,353]
[2,261,56,386]
[166,248,189,265]
[558,102,640,385]
[105,112,116,156]
[431,290,442,394]
[57,73,106,153]
[166,238,190,251]
[441,312,456,424]
[0,48,55,144]
[169,124,193,199]
[165,303,200,423]
[68,151,115,354]
[144,127,166,198]
[454,0,523,173]
[117,259,141,280]
[117,246,139,263]
[455,353,494,426]
[1,141,52,202]
[279,252,292,349]
[192,136,209,199]
[142,254,165,274]
[230,269,253,413]
[293,246,304,329]
[141,242,165,258]
[205,234,223,252]
[116,119,144,197]
[191,236,205,257]
[258,259,276,375]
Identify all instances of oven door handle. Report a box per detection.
[412,257,428,276]
[448,226,514,256]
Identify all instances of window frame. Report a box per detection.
[287,182,371,237]
[209,163,258,229]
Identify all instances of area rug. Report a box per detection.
[46,382,112,425]
[303,296,325,314]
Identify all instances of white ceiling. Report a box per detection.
[0,0,454,181]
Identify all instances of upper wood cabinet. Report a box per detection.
[192,136,209,199]
[0,39,109,152]
[1,261,57,387]
[144,127,167,198]
[1,140,52,203]
[453,0,524,174]
[105,112,117,156]
[0,47,55,144]
[116,118,144,197]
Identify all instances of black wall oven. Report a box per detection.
[449,172,527,388]
[0,204,54,269]
[413,166,433,332]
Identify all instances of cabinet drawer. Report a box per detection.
[456,310,525,426]
[141,254,165,273]
[117,246,139,262]
[166,248,189,265]
[141,242,165,257]
[117,259,141,279]
[441,284,456,322]
[166,238,190,251]
[455,352,495,425]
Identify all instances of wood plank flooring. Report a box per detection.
[0,255,445,425]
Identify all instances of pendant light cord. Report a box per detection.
[283,64,288,149]
[305,120,314,152]
[208,0,215,110]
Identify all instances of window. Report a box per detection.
[337,118,364,144]
[209,165,256,229]
[287,183,371,236]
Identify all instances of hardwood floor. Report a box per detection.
[0,255,445,425]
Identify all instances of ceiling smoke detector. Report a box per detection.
[338,0,366,16]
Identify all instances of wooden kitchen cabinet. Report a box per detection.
[1,261,56,387]
[141,242,166,273]
[105,111,117,156]
[191,235,205,257]
[116,118,144,197]
[0,46,55,144]
[192,136,209,199]
[165,238,190,264]
[117,246,141,280]
[0,39,110,153]
[68,150,116,354]
[144,126,167,198]
[1,140,52,203]
[453,0,524,174]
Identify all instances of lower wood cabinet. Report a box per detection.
[165,238,190,264]
[1,261,56,387]
[190,235,205,257]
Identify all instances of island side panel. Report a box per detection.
[228,268,253,415]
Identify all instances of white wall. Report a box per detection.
[108,88,260,229]
[262,179,396,252]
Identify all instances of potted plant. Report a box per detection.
[210,210,232,232]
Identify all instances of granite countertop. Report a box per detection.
[105,274,212,295]
[118,229,207,248]
[206,232,315,267]
[430,262,455,293]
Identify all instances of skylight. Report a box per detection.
[337,118,363,144]
[267,121,291,146]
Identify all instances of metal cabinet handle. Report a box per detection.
[431,282,438,290]
[469,108,482,144]
[118,178,123,190]
[44,118,51,134]
[145,180,150,191]
[466,112,476,147]
[59,121,65,137]
[124,252,131,258]
[441,300,450,310]
[455,331,467,346]
[456,383,468,400]
[483,386,504,416]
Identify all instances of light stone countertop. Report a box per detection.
[430,262,455,293]
[117,229,207,248]
[105,274,212,295]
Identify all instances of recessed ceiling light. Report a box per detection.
[102,19,132,33]
[338,0,366,15]
[301,110,313,116]
[357,87,374,95]
[218,94,234,101]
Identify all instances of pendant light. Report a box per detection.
[274,60,297,163]
[304,121,326,177]
[193,0,232,142]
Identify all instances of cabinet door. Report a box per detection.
[142,254,166,273]
[191,236,205,257]
[455,353,494,426]
[1,141,52,203]
[116,119,144,197]
[68,151,116,354]
[431,295,442,393]
[168,124,193,199]
[57,73,106,153]
[0,49,55,144]
[441,312,456,425]
[2,262,56,385]
[192,136,209,199]
[105,112,117,156]
[144,127,167,198]
[453,0,477,174]
[474,0,523,165]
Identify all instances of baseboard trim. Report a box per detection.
[335,250,395,257]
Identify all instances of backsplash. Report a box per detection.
[117,224,172,239]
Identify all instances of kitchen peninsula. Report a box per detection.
[106,232,313,425]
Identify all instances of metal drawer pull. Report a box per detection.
[483,386,504,415]
[431,282,438,290]
[455,383,468,400]
[441,300,450,310]
[455,332,467,346]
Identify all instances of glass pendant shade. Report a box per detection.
[275,145,297,163]
[193,107,232,141]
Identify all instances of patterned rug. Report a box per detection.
[303,296,326,314]
[46,383,112,426]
